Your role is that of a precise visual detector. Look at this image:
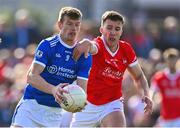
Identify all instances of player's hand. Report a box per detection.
[73,39,91,61]
[52,83,69,104]
[142,96,153,115]
[119,97,124,103]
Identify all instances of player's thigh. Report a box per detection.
[11,99,63,127]
[100,99,126,127]
[11,99,40,127]
[101,110,126,127]
[60,111,73,127]
[71,103,101,127]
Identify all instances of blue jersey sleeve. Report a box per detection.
[77,55,92,80]
[34,40,51,67]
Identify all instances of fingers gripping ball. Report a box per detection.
[60,84,87,113]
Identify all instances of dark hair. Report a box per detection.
[163,48,179,59]
[58,6,82,22]
[101,11,124,26]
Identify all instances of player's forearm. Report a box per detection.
[137,74,150,97]
[27,73,54,94]
[128,64,150,97]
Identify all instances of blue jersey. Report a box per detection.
[24,35,92,107]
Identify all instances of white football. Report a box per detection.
[60,84,87,113]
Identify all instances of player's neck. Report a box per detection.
[169,68,176,74]
[101,35,119,53]
[60,35,76,46]
[106,42,119,53]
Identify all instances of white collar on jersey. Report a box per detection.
[58,34,77,49]
[164,68,180,80]
[100,35,119,57]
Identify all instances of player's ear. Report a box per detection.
[99,27,103,34]
[57,21,63,30]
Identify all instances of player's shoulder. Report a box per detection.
[153,70,165,80]
[95,36,101,40]
[94,36,103,43]
[42,34,59,48]
[119,40,132,48]
[119,40,135,55]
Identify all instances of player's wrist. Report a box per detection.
[144,91,150,98]
[51,85,57,95]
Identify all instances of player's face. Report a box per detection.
[166,56,178,69]
[100,19,123,48]
[58,16,81,44]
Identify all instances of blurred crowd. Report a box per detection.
[0,8,180,126]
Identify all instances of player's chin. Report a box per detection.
[69,37,77,43]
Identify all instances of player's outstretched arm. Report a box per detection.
[127,63,153,115]
[73,38,98,61]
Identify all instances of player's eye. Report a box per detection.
[67,22,72,25]
[115,27,121,31]
[75,23,80,27]
[107,26,113,30]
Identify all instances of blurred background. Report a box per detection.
[0,0,179,127]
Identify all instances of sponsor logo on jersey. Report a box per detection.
[47,65,58,74]
[47,65,76,79]
[102,67,123,79]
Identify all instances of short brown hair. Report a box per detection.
[58,6,82,22]
[163,48,179,59]
[101,11,124,26]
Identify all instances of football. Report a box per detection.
[60,84,87,113]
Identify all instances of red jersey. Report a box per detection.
[87,36,137,105]
[151,69,180,120]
